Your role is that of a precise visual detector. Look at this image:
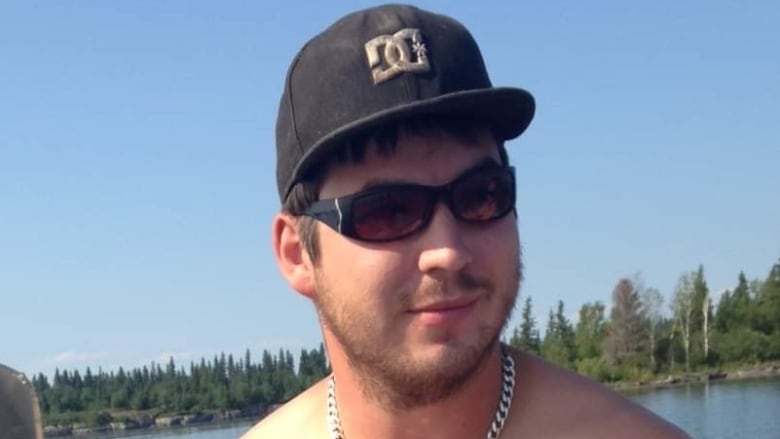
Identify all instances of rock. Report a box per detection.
[43,425,72,437]
[155,416,182,427]
[708,371,727,381]
[221,409,242,420]
[181,413,214,425]
[130,415,154,429]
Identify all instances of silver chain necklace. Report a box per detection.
[327,349,516,439]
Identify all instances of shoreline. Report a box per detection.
[611,362,780,393]
[41,364,780,437]
[43,414,257,438]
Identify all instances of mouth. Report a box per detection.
[408,297,479,326]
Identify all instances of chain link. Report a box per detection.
[327,349,516,439]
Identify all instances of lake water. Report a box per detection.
[97,377,780,439]
[629,377,780,439]
[89,422,253,439]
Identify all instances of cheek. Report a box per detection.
[471,220,518,258]
[468,222,521,287]
[318,228,412,300]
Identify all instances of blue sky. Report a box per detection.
[1,1,778,379]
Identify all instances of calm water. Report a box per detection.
[98,377,780,439]
[629,377,780,439]
[90,422,252,439]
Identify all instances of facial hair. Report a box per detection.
[314,251,522,411]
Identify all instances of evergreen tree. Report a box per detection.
[509,296,541,354]
[715,289,734,332]
[715,272,752,332]
[541,301,575,368]
[244,349,253,376]
[756,258,780,334]
[575,301,606,360]
[573,301,608,380]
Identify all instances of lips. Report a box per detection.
[410,297,477,313]
[408,297,478,326]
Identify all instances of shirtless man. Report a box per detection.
[242,4,689,439]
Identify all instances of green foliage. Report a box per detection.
[716,272,752,332]
[714,328,769,363]
[509,296,541,355]
[768,331,780,360]
[574,301,606,360]
[33,257,780,426]
[503,255,780,384]
[34,346,331,425]
[755,259,780,334]
[575,357,610,381]
[87,410,113,427]
[541,301,576,368]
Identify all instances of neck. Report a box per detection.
[329,343,507,439]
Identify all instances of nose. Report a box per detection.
[417,203,473,274]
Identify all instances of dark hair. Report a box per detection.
[281,113,510,263]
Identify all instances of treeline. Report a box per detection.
[509,258,780,381]
[31,257,780,425]
[31,346,330,426]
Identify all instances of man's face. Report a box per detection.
[311,128,521,408]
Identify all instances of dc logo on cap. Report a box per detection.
[364,28,430,85]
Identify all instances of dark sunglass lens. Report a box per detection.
[452,169,514,221]
[352,188,431,241]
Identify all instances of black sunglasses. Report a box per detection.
[302,164,516,242]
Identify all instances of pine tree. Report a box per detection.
[541,301,575,367]
[575,301,606,360]
[756,258,780,334]
[510,296,541,354]
[715,289,734,332]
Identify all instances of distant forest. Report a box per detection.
[32,257,780,427]
[34,346,329,427]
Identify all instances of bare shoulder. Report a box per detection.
[240,378,328,439]
[505,349,690,438]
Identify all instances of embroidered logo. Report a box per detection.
[364,28,430,85]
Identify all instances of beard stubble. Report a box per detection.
[314,254,522,411]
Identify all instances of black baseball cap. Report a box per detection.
[275,4,535,201]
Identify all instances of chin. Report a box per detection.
[364,335,499,409]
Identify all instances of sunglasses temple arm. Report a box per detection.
[306,200,344,234]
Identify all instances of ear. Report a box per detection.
[272,213,316,299]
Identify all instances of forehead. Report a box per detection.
[319,128,501,198]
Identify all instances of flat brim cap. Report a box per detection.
[276,4,535,201]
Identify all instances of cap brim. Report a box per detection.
[287,87,534,196]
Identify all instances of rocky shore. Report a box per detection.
[612,362,780,392]
[43,408,259,437]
